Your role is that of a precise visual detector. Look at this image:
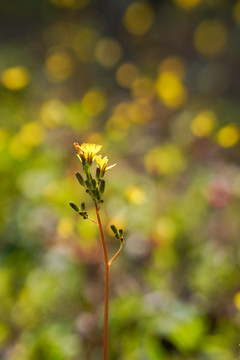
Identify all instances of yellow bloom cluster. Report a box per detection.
[74,142,116,176]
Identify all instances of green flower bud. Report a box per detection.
[85,180,91,188]
[96,166,101,179]
[110,224,118,235]
[69,201,80,212]
[99,179,105,194]
[79,209,88,219]
[92,179,96,188]
[119,229,124,237]
[75,172,85,186]
[81,202,86,211]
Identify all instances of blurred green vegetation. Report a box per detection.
[1,0,240,358]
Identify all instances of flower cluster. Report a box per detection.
[70,142,124,247]
[71,142,116,207]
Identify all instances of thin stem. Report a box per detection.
[87,217,99,226]
[109,243,123,266]
[94,201,109,360]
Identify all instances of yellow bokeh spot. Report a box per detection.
[57,217,74,238]
[173,0,201,10]
[1,66,30,90]
[194,20,227,57]
[45,51,73,82]
[156,71,187,108]
[125,185,146,204]
[114,102,131,116]
[116,62,139,88]
[9,135,31,160]
[82,89,107,115]
[234,292,240,310]
[106,114,130,131]
[155,217,177,245]
[123,2,154,35]
[217,124,239,148]
[51,0,90,9]
[144,144,186,175]
[131,77,155,101]
[19,121,46,147]
[9,122,45,160]
[9,121,46,160]
[128,101,153,123]
[107,100,153,126]
[73,26,100,63]
[40,100,67,128]
[159,56,185,79]
[233,0,240,24]
[95,38,122,68]
[191,110,216,137]
[0,130,8,152]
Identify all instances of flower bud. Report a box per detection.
[75,172,85,186]
[69,202,80,212]
[119,229,124,237]
[99,179,105,194]
[92,179,96,188]
[81,202,86,211]
[85,180,91,188]
[110,224,118,235]
[96,166,101,179]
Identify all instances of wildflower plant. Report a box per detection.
[70,142,124,360]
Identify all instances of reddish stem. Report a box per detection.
[109,243,123,266]
[94,201,109,360]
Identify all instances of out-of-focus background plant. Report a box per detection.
[1,0,240,359]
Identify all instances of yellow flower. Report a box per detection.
[74,142,102,165]
[95,155,116,177]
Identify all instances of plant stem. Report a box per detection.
[109,243,123,266]
[94,201,109,360]
[87,216,99,226]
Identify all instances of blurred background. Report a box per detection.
[1,0,240,358]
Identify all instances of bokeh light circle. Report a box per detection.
[123,2,154,35]
[194,20,227,57]
[95,38,122,68]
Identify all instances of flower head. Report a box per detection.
[74,142,102,165]
[95,155,116,177]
